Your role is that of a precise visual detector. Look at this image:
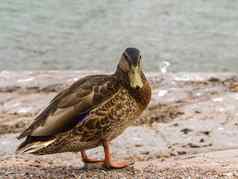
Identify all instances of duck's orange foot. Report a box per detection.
[104,160,129,169]
[102,140,129,169]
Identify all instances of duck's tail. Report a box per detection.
[16,136,55,155]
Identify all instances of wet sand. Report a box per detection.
[1,71,238,178]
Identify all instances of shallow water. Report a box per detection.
[1,0,238,72]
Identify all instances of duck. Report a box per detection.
[16,47,151,169]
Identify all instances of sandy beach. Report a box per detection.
[0,71,238,178]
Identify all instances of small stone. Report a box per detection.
[200,138,205,143]
[181,128,193,134]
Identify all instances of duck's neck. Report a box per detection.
[114,67,130,87]
[129,73,151,110]
[115,68,151,110]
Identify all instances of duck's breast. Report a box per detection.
[79,88,140,142]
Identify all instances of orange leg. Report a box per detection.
[80,150,103,163]
[102,140,129,169]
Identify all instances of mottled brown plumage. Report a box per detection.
[16,47,151,169]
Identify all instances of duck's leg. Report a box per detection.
[102,140,129,169]
[80,150,103,163]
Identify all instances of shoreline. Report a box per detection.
[1,71,238,178]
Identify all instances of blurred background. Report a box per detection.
[0,0,238,72]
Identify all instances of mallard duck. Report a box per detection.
[16,47,151,169]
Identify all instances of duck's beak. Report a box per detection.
[128,65,143,89]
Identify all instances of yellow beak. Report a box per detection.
[128,65,143,89]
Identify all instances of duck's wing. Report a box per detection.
[17,74,119,139]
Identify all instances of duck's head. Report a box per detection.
[116,47,144,89]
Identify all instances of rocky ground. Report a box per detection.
[1,71,238,178]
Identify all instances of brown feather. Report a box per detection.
[17,74,120,139]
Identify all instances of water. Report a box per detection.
[1,0,238,72]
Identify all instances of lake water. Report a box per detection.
[1,0,238,72]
